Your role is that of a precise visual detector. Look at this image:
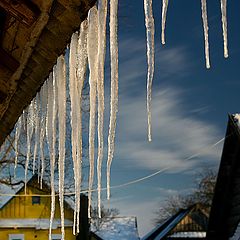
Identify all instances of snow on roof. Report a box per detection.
[64,196,75,210]
[142,209,189,240]
[169,231,206,238]
[92,217,140,240]
[230,222,240,240]
[0,182,24,209]
[232,114,240,128]
[0,218,73,229]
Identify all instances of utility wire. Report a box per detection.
[0,136,226,197]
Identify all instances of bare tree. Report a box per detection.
[154,168,217,224]
[91,205,120,231]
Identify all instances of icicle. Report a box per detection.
[220,0,228,58]
[25,101,34,194]
[39,82,48,188]
[69,32,79,235]
[57,55,66,240]
[161,0,169,45]
[107,0,119,200]
[14,115,22,177]
[76,20,88,232]
[33,95,40,174]
[144,0,155,142]
[87,6,99,218]
[45,73,55,240]
[201,0,210,68]
[97,0,107,218]
[47,66,58,239]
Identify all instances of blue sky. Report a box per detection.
[3,0,240,237]
[92,0,240,237]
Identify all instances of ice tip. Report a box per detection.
[148,131,152,142]
[205,61,210,69]
[224,53,229,58]
[161,36,166,45]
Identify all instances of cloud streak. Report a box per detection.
[116,87,222,173]
[110,37,223,174]
[101,37,223,237]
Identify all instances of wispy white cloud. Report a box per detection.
[109,37,223,174]
[115,87,222,173]
[101,37,223,237]
[156,186,195,197]
[117,37,192,90]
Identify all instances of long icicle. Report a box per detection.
[40,82,48,188]
[97,0,107,218]
[46,74,55,240]
[57,55,66,240]
[69,32,79,235]
[144,0,155,142]
[37,92,41,183]
[14,115,22,177]
[220,0,228,58]
[25,101,34,194]
[33,95,40,174]
[87,6,99,218]
[107,0,119,200]
[161,0,169,45]
[201,0,210,68]
[76,20,88,233]
[48,66,58,239]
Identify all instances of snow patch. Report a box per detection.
[233,113,240,128]
[230,222,240,240]
[170,231,206,238]
[0,183,23,209]
[92,217,140,240]
[0,219,73,229]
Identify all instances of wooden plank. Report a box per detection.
[0,47,19,72]
[0,89,7,104]
[0,0,40,26]
[0,10,6,44]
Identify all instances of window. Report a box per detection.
[32,196,40,204]
[51,234,62,240]
[9,234,24,240]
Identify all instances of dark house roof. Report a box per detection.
[142,204,208,240]
[90,231,104,240]
[207,114,240,239]
[0,0,96,146]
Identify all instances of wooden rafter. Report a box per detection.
[0,47,19,72]
[0,0,40,26]
[0,10,6,44]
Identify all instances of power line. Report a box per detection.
[0,136,225,198]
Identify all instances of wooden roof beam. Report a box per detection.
[0,0,40,26]
[0,10,6,44]
[0,47,19,72]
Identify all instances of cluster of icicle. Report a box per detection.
[12,0,229,238]
[13,0,119,239]
[144,0,229,141]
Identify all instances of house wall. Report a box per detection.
[0,228,75,240]
[0,185,76,240]
[0,186,73,219]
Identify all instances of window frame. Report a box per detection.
[32,196,41,205]
[51,234,62,240]
[9,234,24,240]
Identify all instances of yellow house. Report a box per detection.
[0,175,76,240]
